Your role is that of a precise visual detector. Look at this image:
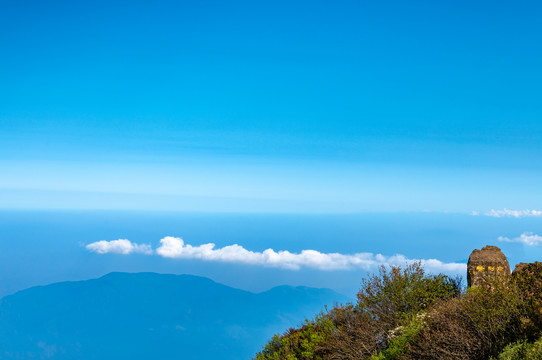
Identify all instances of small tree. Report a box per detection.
[357,262,460,330]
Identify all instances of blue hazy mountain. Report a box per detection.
[0,272,350,359]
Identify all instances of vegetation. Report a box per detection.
[254,261,542,360]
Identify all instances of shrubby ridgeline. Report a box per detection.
[254,247,542,360]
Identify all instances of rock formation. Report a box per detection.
[467,245,511,287]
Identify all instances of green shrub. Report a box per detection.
[255,262,460,360]
[492,336,542,360]
[494,341,531,360]
[254,313,336,360]
[357,262,460,330]
[370,315,425,360]
[525,336,542,359]
[254,261,542,360]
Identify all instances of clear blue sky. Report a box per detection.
[1,0,541,212]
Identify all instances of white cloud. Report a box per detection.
[154,236,466,273]
[498,232,542,246]
[86,236,466,273]
[86,239,153,255]
[483,209,542,218]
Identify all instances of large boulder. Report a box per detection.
[467,245,511,287]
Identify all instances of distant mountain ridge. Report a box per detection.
[0,272,350,360]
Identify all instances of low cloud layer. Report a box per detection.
[86,239,153,255]
[475,209,542,218]
[86,236,466,273]
[498,232,542,246]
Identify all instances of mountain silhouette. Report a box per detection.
[0,272,349,359]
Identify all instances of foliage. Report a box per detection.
[254,262,460,360]
[356,262,460,330]
[319,304,380,359]
[407,277,525,360]
[492,335,542,360]
[255,313,335,360]
[369,315,425,360]
[514,262,542,339]
[493,341,532,360]
[526,337,542,359]
[254,261,542,360]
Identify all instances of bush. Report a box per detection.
[492,336,542,360]
[254,262,460,360]
[357,262,461,331]
[369,315,425,360]
[494,341,531,360]
[255,313,336,360]
[319,304,380,360]
[525,337,542,359]
[254,261,542,360]
[407,277,525,360]
[514,262,542,339]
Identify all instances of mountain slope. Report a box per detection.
[0,272,349,360]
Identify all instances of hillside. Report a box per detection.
[254,251,542,360]
[0,272,349,360]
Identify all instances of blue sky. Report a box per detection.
[1,1,542,300]
[1,0,542,212]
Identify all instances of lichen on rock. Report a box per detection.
[467,245,511,287]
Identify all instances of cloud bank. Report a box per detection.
[498,232,542,246]
[86,239,153,255]
[477,209,542,218]
[86,236,466,273]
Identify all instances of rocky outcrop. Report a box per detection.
[467,245,511,287]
